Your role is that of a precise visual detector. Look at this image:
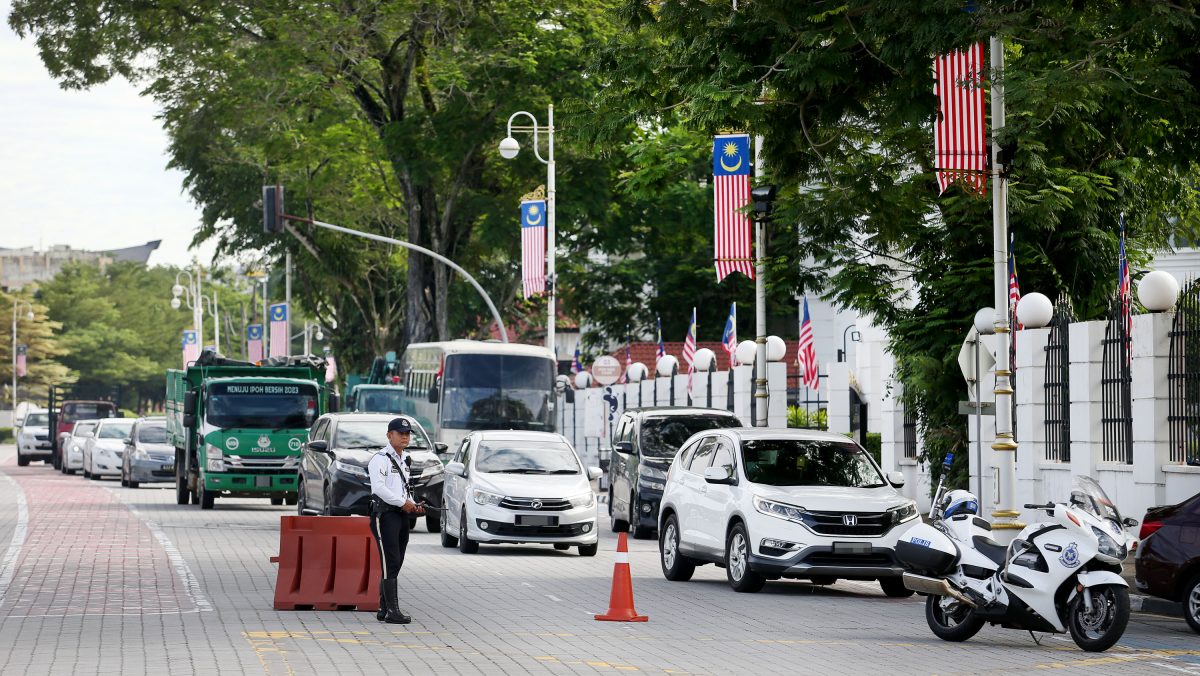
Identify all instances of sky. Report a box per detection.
[0,0,216,268]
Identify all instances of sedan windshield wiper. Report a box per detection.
[491,468,550,474]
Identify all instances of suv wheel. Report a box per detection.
[1185,574,1200,635]
[631,493,653,539]
[611,493,629,532]
[660,515,695,581]
[578,543,598,557]
[725,523,765,593]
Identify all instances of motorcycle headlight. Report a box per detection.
[888,501,919,524]
[569,491,595,508]
[205,444,224,472]
[753,496,808,523]
[472,489,504,506]
[333,460,368,478]
[1092,525,1127,563]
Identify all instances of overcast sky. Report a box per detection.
[0,1,216,268]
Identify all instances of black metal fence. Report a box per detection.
[1101,297,1133,464]
[1043,295,1075,462]
[786,372,828,430]
[903,408,918,459]
[1168,277,1200,465]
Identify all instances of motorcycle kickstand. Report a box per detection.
[1027,631,1043,646]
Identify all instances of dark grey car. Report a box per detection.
[122,418,175,487]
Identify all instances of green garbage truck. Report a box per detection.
[166,351,335,509]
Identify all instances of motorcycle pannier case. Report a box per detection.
[895,524,959,575]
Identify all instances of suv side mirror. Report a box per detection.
[307,440,330,454]
[704,465,736,485]
[427,385,439,404]
[887,471,906,488]
[445,461,466,477]
[183,391,197,415]
[587,466,603,481]
[435,442,448,453]
[614,441,633,455]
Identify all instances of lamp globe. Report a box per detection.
[1138,271,1181,312]
[1016,293,1053,328]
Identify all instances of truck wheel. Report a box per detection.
[284,494,298,506]
[17,456,29,467]
[175,460,189,505]
[270,497,284,506]
[198,482,215,510]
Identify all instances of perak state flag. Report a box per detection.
[934,42,987,196]
[15,344,27,378]
[182,330,200,367]
[713,134,754,281]
[269,303,289,358]
[246,323,264,362]
[520,200,547,299]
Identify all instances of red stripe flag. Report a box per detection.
[798,297,819,393]
[521,200,547,299]
[682,308,697,393]
[713,134,754,281]
[934,43,987,196]
[15,345,27,378]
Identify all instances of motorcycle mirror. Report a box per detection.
[1122,517,1138,528]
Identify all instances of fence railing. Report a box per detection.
[1169,277,1200,465]
[1043,295,1074,462]
[1101,297,1133,464]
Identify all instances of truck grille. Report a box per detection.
[499,497,572,511]
[800,511,892,537]
[225,456,297,470]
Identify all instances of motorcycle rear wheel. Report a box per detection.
[1068,585,1129,653]
[925,594,984,642]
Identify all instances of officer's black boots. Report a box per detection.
[377,580,387,621]
[381,579,411,624]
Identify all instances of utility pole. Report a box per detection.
[285,250,292,357]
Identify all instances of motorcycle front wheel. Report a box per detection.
[1068,584,1130,652]
[926,594,984,642]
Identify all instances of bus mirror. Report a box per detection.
[564,389,575,404]
[183,414,196,430]
[427,385,439,404]
[329,392,340,413]
[183,392,197,415]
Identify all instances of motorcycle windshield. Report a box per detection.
[1071,476,1123,525]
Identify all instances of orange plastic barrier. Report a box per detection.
[270,515,380,611]
[595,532,648,622]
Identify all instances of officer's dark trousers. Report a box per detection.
[370,510,410,579]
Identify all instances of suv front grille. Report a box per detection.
[499,497,572,511]
[801,511,892,537]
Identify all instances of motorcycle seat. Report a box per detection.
[973,535,1008,566]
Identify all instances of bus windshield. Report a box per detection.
[206,382,318,429]
[441,354,555,431]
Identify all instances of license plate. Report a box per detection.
[255,476,271,488]
[161,464,175,472]
[517,515,557,527]
[833,541,872,555]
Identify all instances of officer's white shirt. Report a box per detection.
[368,446,412,507]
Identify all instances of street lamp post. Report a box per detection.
[499,105,556,354]
[11,298,34,414]
[837,325,861,363]
[172,269,220,353]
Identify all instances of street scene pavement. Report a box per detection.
[0,445,1195,676]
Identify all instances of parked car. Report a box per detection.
[83,418,135,479]
[608,407,743,538]
[52,400,119,467]
[657,428,920,595]
[1135,491,1200,634]
[59,420,98,475]
[16,410,52,466]
[298,413,446,530]
[440,430,602,556]
[121,417,174,488]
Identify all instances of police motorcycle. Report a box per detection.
[896,454,1133,652]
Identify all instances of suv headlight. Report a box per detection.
[888,501,919,524]
[472,489,504,506]
[415,462,444,478]
[753,496,808,523]
[205,444,224,472]
[333,460,368,478]
[569,492,595,508]
[1092,525,1127,563]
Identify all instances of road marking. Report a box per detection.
[0,470,29,608]
[545,594,563,602]
[111,490,213,612]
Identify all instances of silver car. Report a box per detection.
[121,418,175,488]
[16,410,52,466]
[59,420,99,475]
[84,418,135,479]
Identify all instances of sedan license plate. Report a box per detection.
[161,464,175,472]
[517,515,557,527]
[833,541,872,555]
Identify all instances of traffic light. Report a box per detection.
[262,185,284,234]
[750,184,777,220]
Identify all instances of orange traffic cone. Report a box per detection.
[595,532,648,622]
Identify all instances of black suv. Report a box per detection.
[607,407,743,538]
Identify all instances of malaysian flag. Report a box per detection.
[1008,233,1022,352]
[934,43,987,196]
[1118,214,1132,350]
[246,323,264,363]
[15,344,27,378]
[520,200,547,299]
[798,297,819,392]
[721,302,738,367]
[269,303,288,358]
[655,317,666,362]
[682,308,698,393]
[713,134,754,281]
[182,329,200,367]
[571,346,583,375]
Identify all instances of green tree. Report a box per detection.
[0,290,71,408]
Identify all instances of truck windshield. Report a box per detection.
[206,382,318,429]
[24,413,49,427]
[741,439,886,488]
[441,354,555,431]
[355,389,405,413]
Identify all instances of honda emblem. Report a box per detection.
[842,514,858,527]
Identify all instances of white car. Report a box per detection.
[60,420,99,475]
[84,418,135,479]
[657,428,921,595]
[16,410,52,466]
[441,431,602,556]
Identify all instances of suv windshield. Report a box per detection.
[206,382,318,429]
[640,415,740,458]
[476,440,580,474]
[24,413,49,426]
[97,422,134,439]
[441,354,555,431]
[138,425,168,444]
[355,388,405,414]
[742,439,886,488]
[335,420,431,450]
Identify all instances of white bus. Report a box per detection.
[399,341,558,455]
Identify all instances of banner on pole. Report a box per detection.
[269,303,289,358]
[520,200,547,298]
[15,345,27,378]
[182,330,200,367]
[713,134,754,281]
[247,324,264,363]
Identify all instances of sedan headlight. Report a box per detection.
[888,501,919,524]
[333,460,368,478]
[205,444,224,472]
[753,496,808,523]
[1092,525,1127,563]
[132,447,149,461]
[568,491,595,508]
[472,489,504,506]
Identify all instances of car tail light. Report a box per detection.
[1139,520,1163,541]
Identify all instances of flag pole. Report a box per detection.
[989,35,1021,536]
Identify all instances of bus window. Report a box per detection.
[441,354,555,431]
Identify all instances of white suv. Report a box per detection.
[657,428,920,595]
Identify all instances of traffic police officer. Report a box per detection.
[368,417,422,624]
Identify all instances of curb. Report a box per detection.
[1131,593,1183,617]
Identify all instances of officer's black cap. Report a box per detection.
[387,417,413,434]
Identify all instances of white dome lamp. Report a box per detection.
[171,283,184,298]
[656,354,679,377]
[973,307,997,335]
[765,336,787,362]
[626,362,649,383]
[170,297,182,310]
[498,136,520,160]
[573,371,593,389]
[1016,292,1053,329]
[735,339,757,366]
[1138,270,1181,312]
[692,348,716,373]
